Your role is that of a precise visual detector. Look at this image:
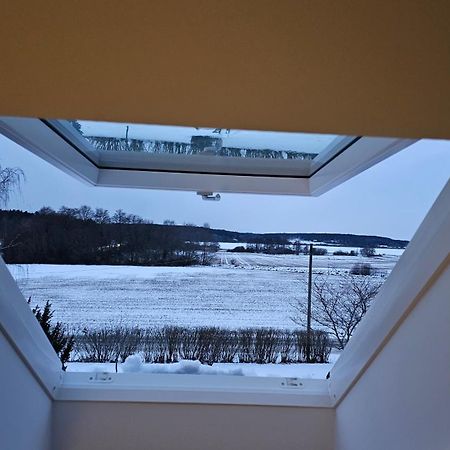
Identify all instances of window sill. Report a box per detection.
[56,372,332,408]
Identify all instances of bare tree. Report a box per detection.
[112,209,129,224]
[291,275,382,349]
[0,165,24,206]
[126,213,144,224]
[58,206,78,218]
[77,205,94,221]
[38,206,56,215]
[0,165,24,253]
[93,207,110,224]
[360,246,376,257]
[199,241,220,265]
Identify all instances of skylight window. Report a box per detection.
[52,119,355,177]
[0,117,415,195]
[0,122,447,400]
[4,132,437,378]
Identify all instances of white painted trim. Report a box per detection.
[328,179,450,405]
[96,169,311,195]
[57,372,332,408]
[0,258,63,398]
[0,117,98,185]
[0,116,416,196]
[308,136,416,196]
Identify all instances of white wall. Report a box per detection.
[52,402,334,450]
[0,330,53,450]
[335,263,450,450]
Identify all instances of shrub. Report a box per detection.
[72,325,332,365]
[360,247,376,257]
[334,250,359,256]
[253,328,280,364]
[74,325,142,363]
[350,263,374,276]
[293,330,331,363]
[227,246,247,253]
[29,299,74,370]
[311,247,328,256]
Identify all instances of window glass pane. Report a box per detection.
[59,119,355,177]
[70,119,348,161]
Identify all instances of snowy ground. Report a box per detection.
[9,251,401,330]
[9,252,400,377]
[218,242,405,257]
[67,351,341,379]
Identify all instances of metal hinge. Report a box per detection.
[88,372,114,383]
[281,377,303,388]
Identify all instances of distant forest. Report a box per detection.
[0,207,408,266]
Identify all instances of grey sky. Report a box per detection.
[0,134,449,240]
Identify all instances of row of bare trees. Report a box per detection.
[0,208,219,266]
[74,326,331,365]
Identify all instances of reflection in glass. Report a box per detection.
[68,120,347,161]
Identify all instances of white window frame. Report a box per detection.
[0,116,416,196]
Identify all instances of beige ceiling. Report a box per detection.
[1,1,449,139]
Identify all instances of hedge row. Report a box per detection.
[73,326,331,364]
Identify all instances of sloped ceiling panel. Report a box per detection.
[0,1,449,139]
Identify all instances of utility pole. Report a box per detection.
[306,243,313,363]
[125,125,130,151]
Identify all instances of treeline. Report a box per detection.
[216,231,407,249]
[0,206,407,265]
[73,325,331,365]
[228,243,329,256]
[0,207,218,266]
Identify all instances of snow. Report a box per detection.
[314,245,405,256]
[8,252,391,378]
[123,356,245,376]
[9,252,400,330]
[218,242,242,250]
[215,250,399,271]
[219,242,405,256]
[66,351,341,379]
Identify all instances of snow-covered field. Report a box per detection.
[9,251,401,330]
[218,242,405,257]
[9,252,401,377]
